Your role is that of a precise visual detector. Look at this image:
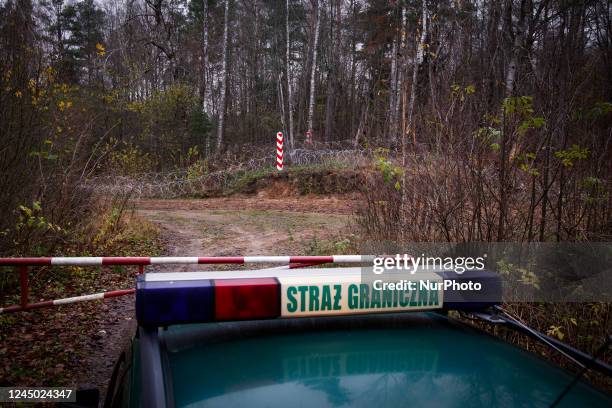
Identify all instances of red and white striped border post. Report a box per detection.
[305,130,313,145]
[276,131,284,170]
[0,255,369,314]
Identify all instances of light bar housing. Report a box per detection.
[136,268,502,327]
[135,279,214,326]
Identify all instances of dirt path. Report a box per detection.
[136,197,355,271]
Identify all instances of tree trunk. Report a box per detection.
[354,89,370,148]
[401,0,427,235]
[538,133,552,241]
[497,0,527,240]
[278,72,286,131]
[200,0,209,112]
[306,0,321,142]
[387,36,397,141]
[393,7,407,145]
[324,0,341,142]
[201,0,210,154]
[216,0,230,150]
[286,0,294,149]
[406,1,427,144]
[348,0,357,139]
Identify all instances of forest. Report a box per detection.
[0,0,611,247]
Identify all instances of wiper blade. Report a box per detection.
[471,306,612,378]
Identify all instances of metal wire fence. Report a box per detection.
[81,146,368,199]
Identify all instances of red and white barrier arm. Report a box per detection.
[0,256,372,314]
[0,255,368,267]
[0,289,135,314]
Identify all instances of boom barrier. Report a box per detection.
[0,255,371,314]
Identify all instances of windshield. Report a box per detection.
[159,313,610,408]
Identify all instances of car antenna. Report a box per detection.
[549,334,611,408]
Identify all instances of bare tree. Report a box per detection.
[306,0,321,143]
[406,0,427,144]
[387,34,398,141]
[497,0,528,240]
[389,7,407,143]
[393,7,407,145]
[286,0,295,149]
[387,4,404,144]
[217,0,230,150]
[324,0,341,142]
[201,0,210,154]
[401,0,427,234]
[200,0,209,113]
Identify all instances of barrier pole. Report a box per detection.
[0,255,368,267]
[0,288,135,314]
[0,255,373,314]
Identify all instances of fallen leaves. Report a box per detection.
[0,273,134,387]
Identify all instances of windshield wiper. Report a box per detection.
[470,306,612,378]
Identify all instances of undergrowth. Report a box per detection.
[357,151,612,392]
[226,163,364,196]
[0,200,162,387]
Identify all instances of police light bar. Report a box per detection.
[135,268,502,327]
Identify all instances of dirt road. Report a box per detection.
[136,196,356,271]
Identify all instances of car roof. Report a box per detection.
[155,312,611,408]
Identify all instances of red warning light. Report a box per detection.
[214,278,280,321]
